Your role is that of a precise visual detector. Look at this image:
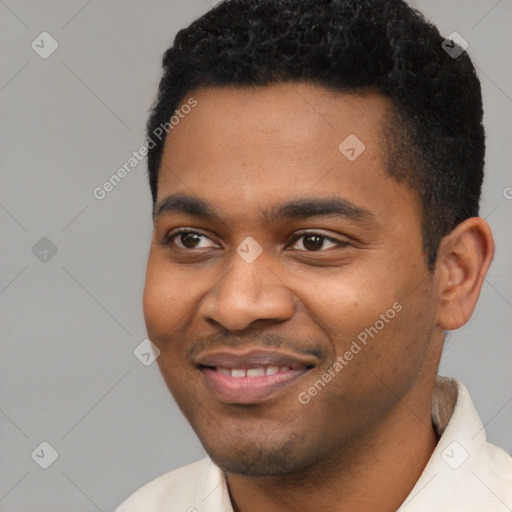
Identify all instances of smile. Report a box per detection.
[194,349,316,404]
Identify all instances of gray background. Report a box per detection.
[1,0,510,510]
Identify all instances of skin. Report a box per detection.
[143,83,494,512]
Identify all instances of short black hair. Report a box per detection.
[147,0,484,269]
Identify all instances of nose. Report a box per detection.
[199,251,296,332]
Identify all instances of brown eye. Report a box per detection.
[179,232,202,248]
[302,234,325,251]
[289,232,342,251]
[167,230,217,250]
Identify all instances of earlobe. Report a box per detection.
[435,218,495,331]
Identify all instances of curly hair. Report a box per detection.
[146,0,484,269]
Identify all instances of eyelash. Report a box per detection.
[163,229,349,252]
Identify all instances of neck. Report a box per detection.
[225,383,439,512]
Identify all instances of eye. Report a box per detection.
[288,232,348,251]
[166,229,218,250]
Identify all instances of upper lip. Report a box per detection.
[194,348,317,370]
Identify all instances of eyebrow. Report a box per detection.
[153,194,220,221]
[153,193,376,226]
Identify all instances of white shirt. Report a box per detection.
[116,376,512,511]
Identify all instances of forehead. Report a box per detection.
[161,82,391,165]
[156,83,417,226]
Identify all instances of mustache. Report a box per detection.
[185,330,327,365]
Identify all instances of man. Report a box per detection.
[117,0,512,510]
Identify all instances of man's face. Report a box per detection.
[143,83,441,476]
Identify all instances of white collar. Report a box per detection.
[195,376,512,511]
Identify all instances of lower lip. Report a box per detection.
[199,367,310,404]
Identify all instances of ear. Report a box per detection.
[435,217,495,331]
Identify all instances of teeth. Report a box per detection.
[247,367,265,377]
[215,366,293,377]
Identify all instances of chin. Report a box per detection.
[209,451,302,477]
[202,435,311,477]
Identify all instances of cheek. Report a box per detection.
[143,262,197,394]
[296,264,402,345]
[142,256,191,339]
[294,262,432,382]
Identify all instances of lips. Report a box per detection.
[195,349,316,404]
